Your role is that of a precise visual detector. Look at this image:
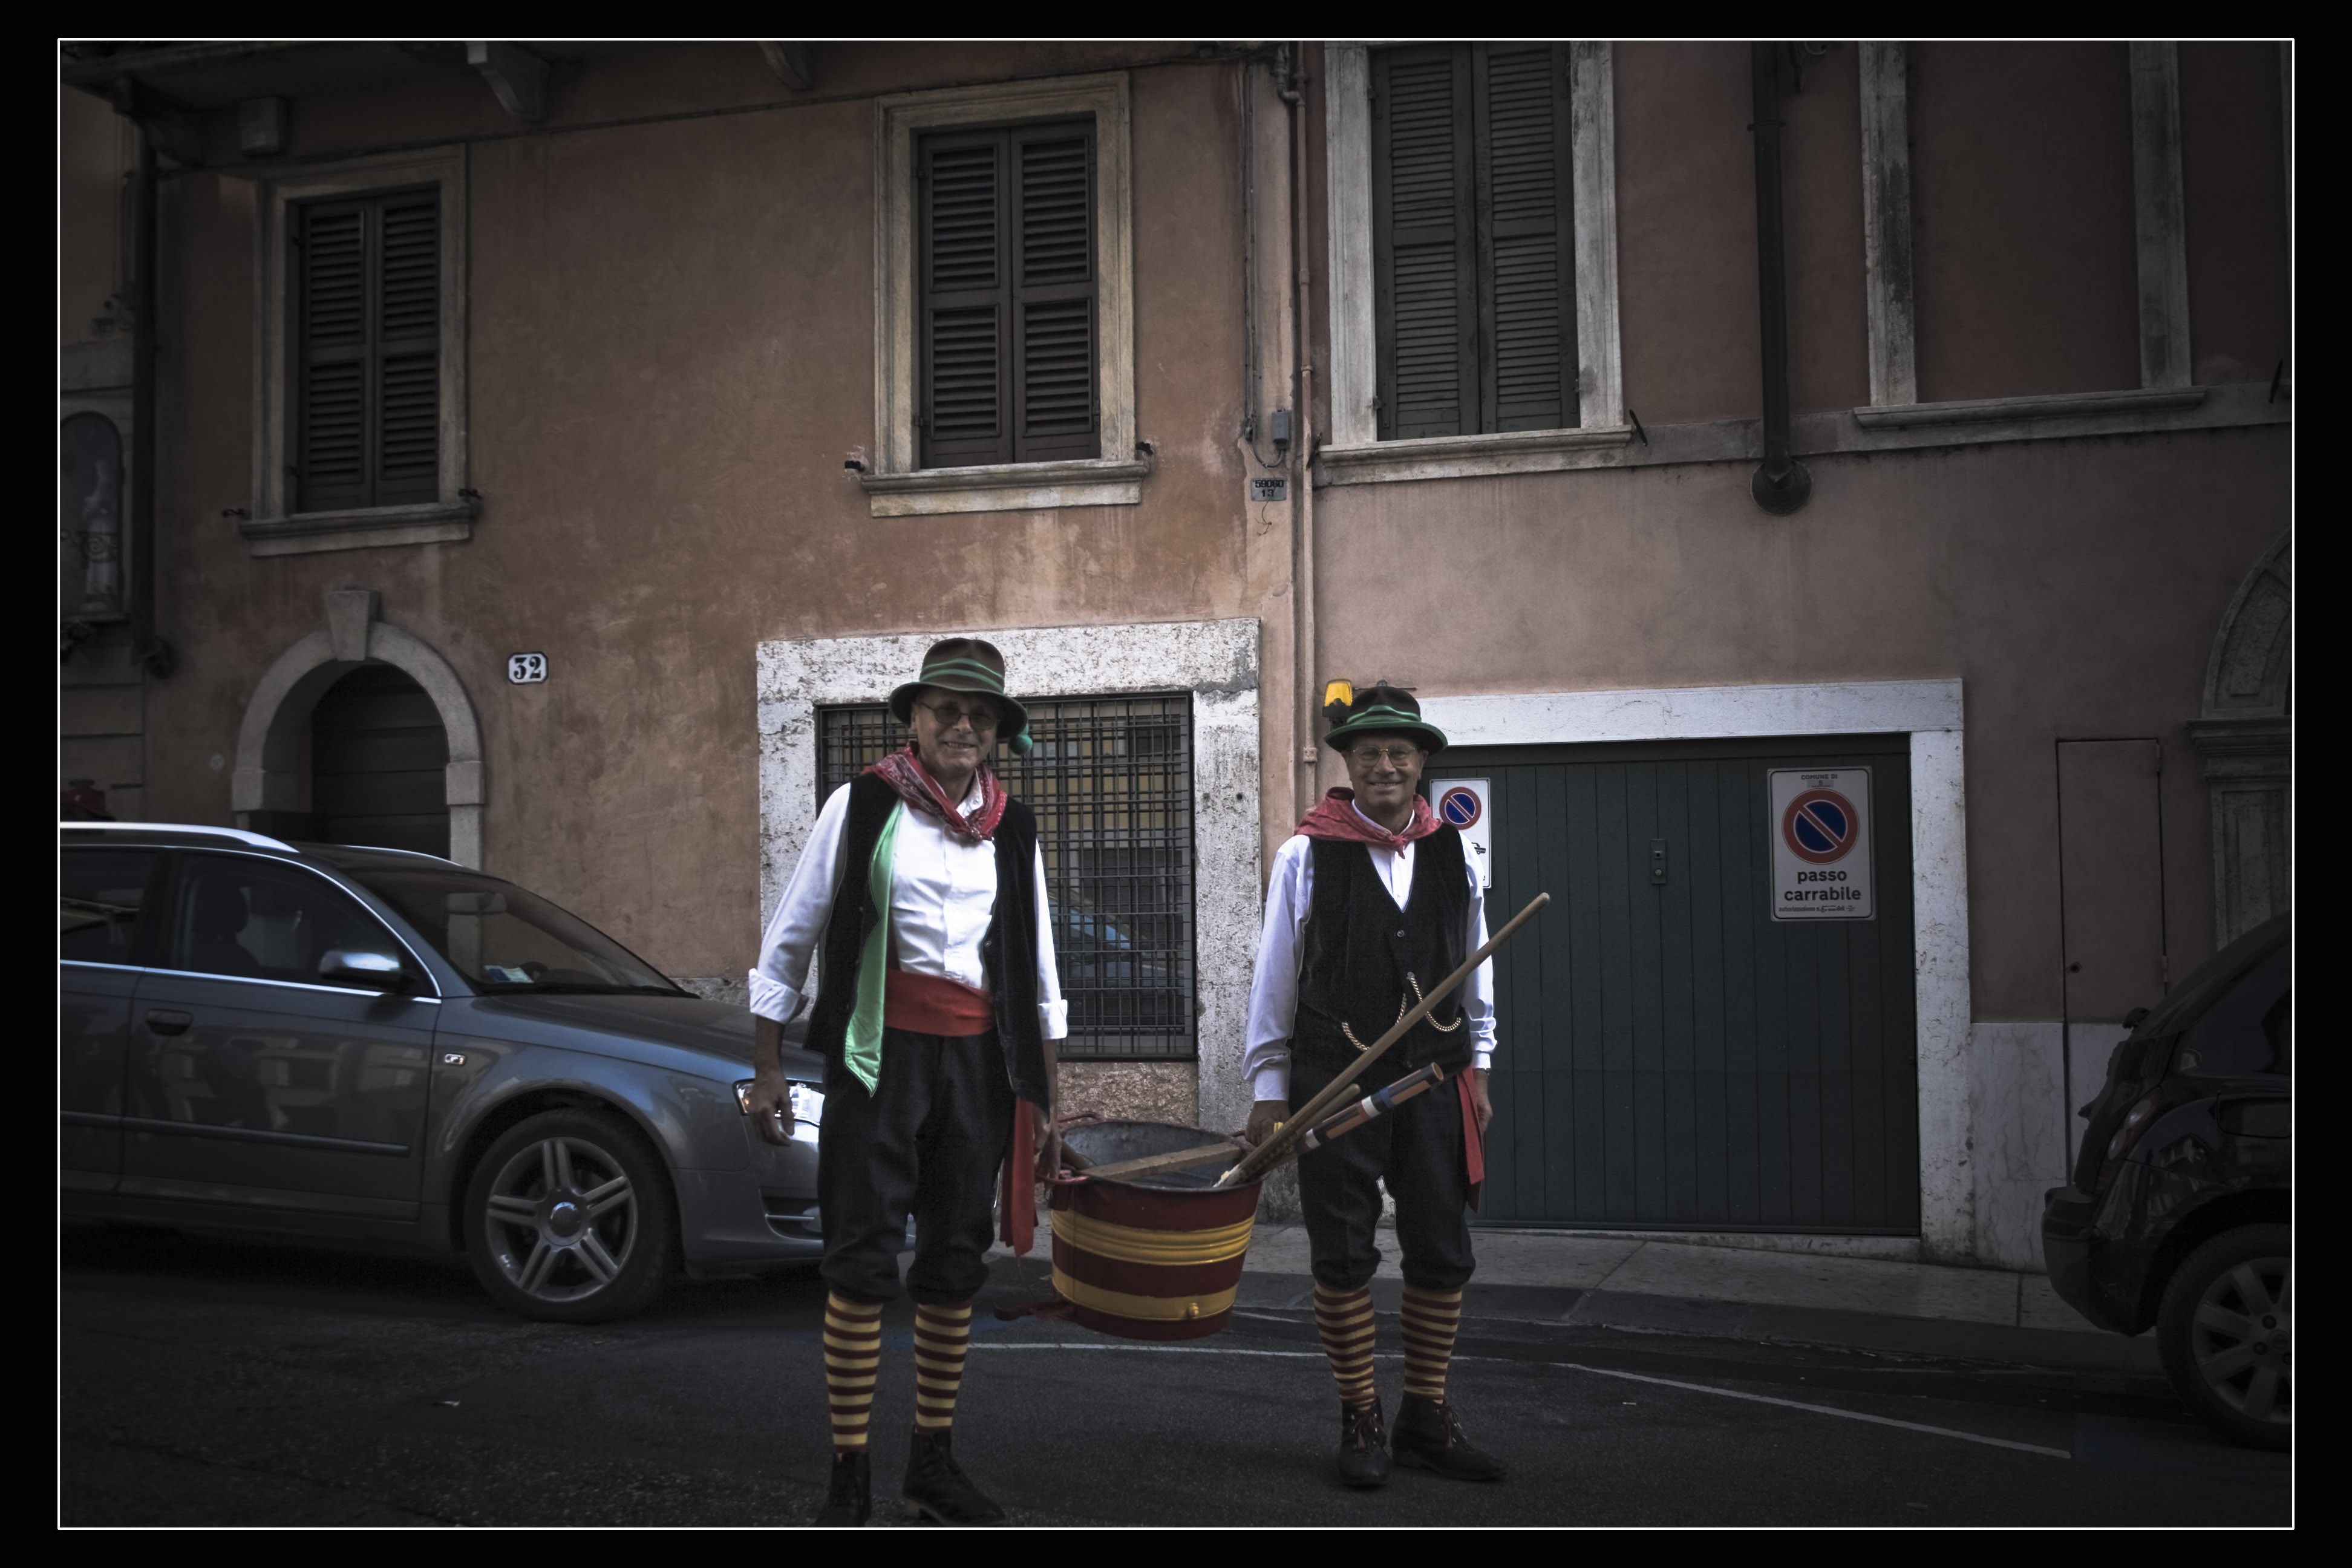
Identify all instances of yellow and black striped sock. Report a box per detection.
[824,1292,884,1452]
[1313,1283,1379,1410]
[1400,1285,1463,1403]
[912,1299,973,1434]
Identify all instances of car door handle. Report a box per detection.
[144,1010,193,1036]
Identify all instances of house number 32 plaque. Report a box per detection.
[508,653,548,684]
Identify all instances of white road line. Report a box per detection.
[1538,1362,2073,1459]
[972,1342,2072,1459]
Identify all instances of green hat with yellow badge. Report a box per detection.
[1320,679,1447,756]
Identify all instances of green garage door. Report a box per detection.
[1432,735,1919,1234]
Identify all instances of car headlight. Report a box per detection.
[735,1079,825,1137]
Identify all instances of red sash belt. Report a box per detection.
[883,968,995,1036]
[1462,1073,1485,1211]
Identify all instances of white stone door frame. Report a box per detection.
[233,589,486,867]
[1420,678,1973,1261]
[755,620,1262,1134]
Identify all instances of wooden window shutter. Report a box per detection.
[1472,44,1578,432]
[918,119,1097,469]
[1373,47,1478,440]
[295,200,369,511]
[295,186,439,512]
[1373,45,1579,437]
[1010,122,1097,462]
[376,192,441,503]
[919,129,1011,467]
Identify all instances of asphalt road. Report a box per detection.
[59,1223,2290,1527]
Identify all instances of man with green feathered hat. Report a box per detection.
[745,636,1065,1526]
[1243,679,1506,1490]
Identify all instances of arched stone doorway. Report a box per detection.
[234,589,485,866]
[2188,534,2290,944]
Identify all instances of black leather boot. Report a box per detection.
[1335,1400,1393,1488]
[900,1428,1007,1524]
[812,1449,871,1526]
[1391,1393,1506,1481]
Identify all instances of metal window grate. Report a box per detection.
[818,694,1195,1060]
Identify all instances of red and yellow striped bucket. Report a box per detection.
[1049,1122,1261,1341]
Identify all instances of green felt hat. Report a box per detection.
[1321,680,1447,756]
[890,637,1034,756]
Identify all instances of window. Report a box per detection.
[1373,44,1579,439]
[164,855,405,988]
[62,848,157,965]
[294,187,441,513]
[249,147,470,555]
[866,73,1141,515]
[818,694,1195,1060]
[918,121,1098,468]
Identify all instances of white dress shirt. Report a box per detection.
[1243,806,1496,1103]
[750,779,1070,1039]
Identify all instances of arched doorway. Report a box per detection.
[2188,533,2292,945]
[312,663,451,857]
[235,589,485,866]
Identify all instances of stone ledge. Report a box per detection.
[1317,424,1636,486]
[1851,385,2205,428]
[240,500,479,558]
[858,456,1152,517]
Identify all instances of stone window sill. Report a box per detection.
[240,500,479,558]
[1851,386,2205,430]
[857,456,1152,517]
[1315,425,1635,487]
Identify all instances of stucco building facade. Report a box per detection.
[59,40,2291,1269]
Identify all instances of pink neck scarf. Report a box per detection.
[865,744,1007,844]
[1295,787,1441,851]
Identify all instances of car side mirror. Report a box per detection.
[319,948,411,991]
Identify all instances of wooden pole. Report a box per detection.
[1075,1139,1246,1184]
[1217,890,1549,1187]
[1071,891,1550,1189]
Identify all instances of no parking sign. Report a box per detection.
[1768,768,1874,920]
[1428,779,1492,889]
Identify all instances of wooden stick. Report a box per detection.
[1076,1140,1246,1183]
[1298,1063,1444,1152]
[1216,890,1550,1187]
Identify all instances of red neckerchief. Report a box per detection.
[1295,787,1442,851]
[865,745,1007,844]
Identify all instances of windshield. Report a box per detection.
[345,867,685,996]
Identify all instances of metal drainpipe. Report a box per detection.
[126,123,176,676]
[1280,46,1318,792]
[1748,42,1811,515]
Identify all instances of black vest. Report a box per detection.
[806,773,1050,1106]
[1293,827,1473,1074]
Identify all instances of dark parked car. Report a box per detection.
[2043,913,2290,1449]
[60,822,827,1322]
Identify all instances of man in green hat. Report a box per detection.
[745,636,1066,1526]
[1243,681,1506,1489]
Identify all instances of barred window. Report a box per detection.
[818,694,1195,1061]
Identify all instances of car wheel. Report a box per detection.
[2156,1223,2290,1449]
[465,1108,678,1324]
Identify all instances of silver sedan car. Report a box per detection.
[60,822,826,1321]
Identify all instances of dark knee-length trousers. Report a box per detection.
[818,1027,1014,1305]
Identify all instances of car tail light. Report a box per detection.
[2094,1091,2170,1191]
[2106,1093,2163,1161]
